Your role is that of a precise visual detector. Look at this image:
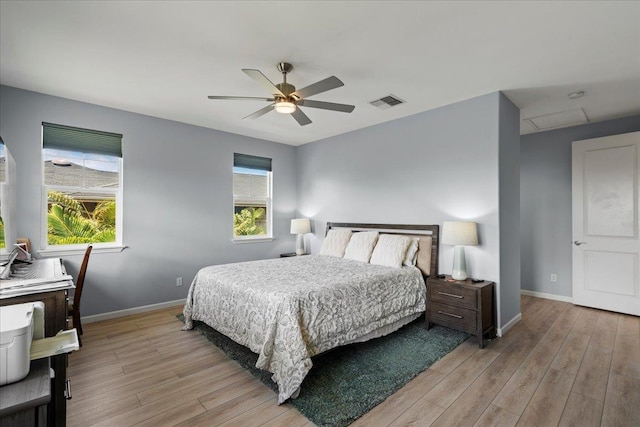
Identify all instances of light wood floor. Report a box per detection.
[67,295,640,426]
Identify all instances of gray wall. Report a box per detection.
[520,115,640,297]
[296,91,521,329]
[1,84,524,328]
[0,85,298,316]
[498,93,521,325]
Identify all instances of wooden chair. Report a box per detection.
[69,245,92,347]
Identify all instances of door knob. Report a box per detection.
[573,241,587,246]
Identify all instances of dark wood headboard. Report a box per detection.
[325,222,439,278]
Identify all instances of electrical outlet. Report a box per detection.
[550,274,557,283]
[176,277,183,287]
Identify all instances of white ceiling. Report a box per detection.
[1,1,639,146]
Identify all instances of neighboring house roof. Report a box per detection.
[45,160,118,188]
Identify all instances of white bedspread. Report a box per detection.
[183,254,425,403]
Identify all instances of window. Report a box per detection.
[42,123,123,250]
[233,153,272,240]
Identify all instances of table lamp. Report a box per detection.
[290,218,311,255]
[441,221,478,280]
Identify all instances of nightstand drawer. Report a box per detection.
[429,281,476,309]
[429,302,476,331]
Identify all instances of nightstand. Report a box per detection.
[426,276,496,348]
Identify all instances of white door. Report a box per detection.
[572,131,640,316]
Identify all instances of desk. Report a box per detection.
[0,259,73,426]
[0,358,51,426]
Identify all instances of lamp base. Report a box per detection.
[295,234,305,255]
[451,245,468,281]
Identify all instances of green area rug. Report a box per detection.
[180,315,468,426]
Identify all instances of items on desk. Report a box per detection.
[0,257,73,296]
[0,247,19,280]
[0,236,33,281]
[15,242,31,261]
[0,302,79,387]
[16,238,32,260]
[0,302,39,385]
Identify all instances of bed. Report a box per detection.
[183,222,439,403]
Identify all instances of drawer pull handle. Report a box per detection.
[438,291,463,299]
[65,378,72,400]
[438,310,463,319]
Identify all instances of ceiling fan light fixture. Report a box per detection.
[275,101,296,114]
[208,62,354,126]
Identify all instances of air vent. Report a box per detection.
[370,94,405,109]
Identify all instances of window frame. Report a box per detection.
[0,143,5,252]
[39,130,125,256]
[0,140,16,258]
[232,168,273,243]
[0,171,6,254]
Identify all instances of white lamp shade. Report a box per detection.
[441,221,478,246]
[290,218,311,235]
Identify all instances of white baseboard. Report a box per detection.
[495,290,573,337]
[82,299,186,324]
[82,291,569,331]
[521,289,573,303]
[497,312,521,337]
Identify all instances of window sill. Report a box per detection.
[37,245,128,257]
[232,237,274,244]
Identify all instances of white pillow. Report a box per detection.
[370,234,412,268]
[403,237,420,266]
[319,229,353,257]
[344,231,379,263]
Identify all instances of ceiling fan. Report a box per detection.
[208,62,355,126]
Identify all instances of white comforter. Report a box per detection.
[183,254,425,403]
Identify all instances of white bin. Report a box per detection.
[0,302,36,385]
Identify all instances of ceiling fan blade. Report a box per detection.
[298,99,355,113]
[292,76,344,99]
[242,104,275,120]
[208,96,275,101]
[291,108,312,126]
[242,69,285,97]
